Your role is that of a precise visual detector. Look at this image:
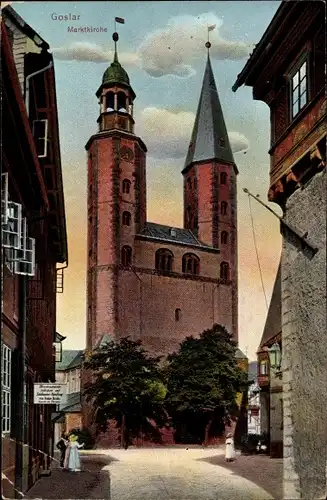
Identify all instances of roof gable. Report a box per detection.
[259,262,282,348]
[56,350,84,371]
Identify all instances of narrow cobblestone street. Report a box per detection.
[100,448,276,500]
[23,448,283,500]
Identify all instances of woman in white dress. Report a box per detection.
[225,433,236,462]
[64,434,84,472]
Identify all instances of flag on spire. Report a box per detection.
[115,17,125,24]
[208,24,216,31]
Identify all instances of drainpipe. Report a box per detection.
[25,60,53,117]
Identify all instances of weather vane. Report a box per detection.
[113,16,125,54]
[206,24,216,51]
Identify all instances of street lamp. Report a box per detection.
[268,343,282,377]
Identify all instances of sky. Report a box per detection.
[12,0,282,361]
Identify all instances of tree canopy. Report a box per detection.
[83,337,168,448]
[165,324,248,444]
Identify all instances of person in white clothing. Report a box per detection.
[64,434,84,472]
[225,433,236,462]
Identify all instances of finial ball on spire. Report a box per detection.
[113,32,119,42]
[205,41,211,49]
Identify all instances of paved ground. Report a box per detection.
[24,448,282,500]
[99,448,276,500]
[200,453,283,500]
[24,453,113,499]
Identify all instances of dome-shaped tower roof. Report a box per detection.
[102,52,130,86]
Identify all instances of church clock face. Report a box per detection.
[119,146,134,162]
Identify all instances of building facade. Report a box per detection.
[2,6,68,497]
[54,350,84,444]
[247,362,260,436]
[233,1,326,498]
[83,36,239,443]
[257,264,282,457]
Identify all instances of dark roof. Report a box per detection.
[259,262,281,348]
[59,392,81,413]
[235,348,247,359]
[55,331,66,343]
[138,222,215,250]
[184,54,234,170]
[232,2,322,92]
[56,350,84,371]
[3,6,49,50]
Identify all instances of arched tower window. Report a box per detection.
[117,91,127,112]
[221,201,228,215]
[221,231,228,244]
[175,308,181,321]
[155,249,173,272]
[182,253,200,275]
[106,92,115,111]
[122,211,131,226]
[121,246,132,267]
[122,179,131,194]
[220,172,227,184]
[220,262,230,280]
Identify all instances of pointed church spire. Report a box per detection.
[184,52,234,169]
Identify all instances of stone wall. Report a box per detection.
[270,383,283,458]
[282,169,326,499]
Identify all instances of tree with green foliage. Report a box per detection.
[165,324,248,445]
[83,337,168,449]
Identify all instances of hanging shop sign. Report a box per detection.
[34,383,66,405]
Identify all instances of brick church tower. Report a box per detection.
[85,33,147,351]
[183,50,238,338]
[85,35,238,359]
[83,35,240,442]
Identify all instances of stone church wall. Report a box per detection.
[282,169,326,500]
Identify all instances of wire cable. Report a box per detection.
[247,194,269,311]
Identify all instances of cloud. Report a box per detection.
[52,13,252,78]
[138,107,249,159]
[228,131,250,153]
[139,13,252,78]
[52,42,140,66]
[2,1,24,7]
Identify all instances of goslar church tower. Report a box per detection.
[84,34,239,440]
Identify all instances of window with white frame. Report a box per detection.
[259,360,269,376]
[2,344,12,433]
[291,60,308,119]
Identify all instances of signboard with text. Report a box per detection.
[34,383,66,405]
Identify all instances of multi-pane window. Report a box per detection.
[291,60,308,119]
[2,344,12,434]
[182,253,200,275]
[155,249,173,272]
